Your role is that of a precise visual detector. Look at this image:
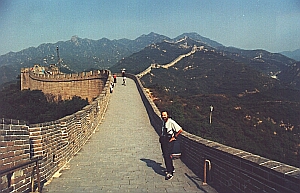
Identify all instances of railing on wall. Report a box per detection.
[128,73,300,193]
[1,70,112,193]
[1,73,299,193]
[1,118,28,126]
[0,157,42,193]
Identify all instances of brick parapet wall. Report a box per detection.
[3,73,299,192]
[21,68,108,82]
[128,74,300,193]
[0,72,112,193]
[0,121,35,193]
[21,69,109,102]
[27,74,111,183]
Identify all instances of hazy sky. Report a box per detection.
[0,0,299,55]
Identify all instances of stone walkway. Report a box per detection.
[43,77,218,193]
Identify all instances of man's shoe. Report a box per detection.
[165,173,173,180]
[163,169,175,174]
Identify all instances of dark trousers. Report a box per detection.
[160,136,174,173]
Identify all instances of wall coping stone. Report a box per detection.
[128,73,300,193]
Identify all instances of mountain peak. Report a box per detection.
[70,35,82,46]
[71,35,80,42]
[140,32,160,37]
[136,32,169,41]
[176,32,223,48]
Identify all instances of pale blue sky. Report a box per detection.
[0,0,299,55]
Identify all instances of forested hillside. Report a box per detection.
[1,32,299,167]
[140,50,300,167]
[109,36,300,167]
[0,81,88,124]
[0,32,170,85]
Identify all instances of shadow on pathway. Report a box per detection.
[140,158,165,176]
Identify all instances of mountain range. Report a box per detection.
[281,49,300,61]
[118,36,299,167]
[0,33,167,85]
[0,32,299,167]
[111,34,300,90]
[1,32,298,87]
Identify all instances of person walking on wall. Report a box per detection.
[122,76,126,86]
[121,69,126,86]
[121,69,125,77]
[113,73,117,85]
[110,82,114,93]
[159,110,183,180]
[123,76,126,86]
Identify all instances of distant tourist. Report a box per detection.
[110,82,114,93]
[159,110,183,180]
[121,69,125,77]
[122,76,126,86]
[113,74,117,85]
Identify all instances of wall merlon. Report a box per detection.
[28,70,108,82]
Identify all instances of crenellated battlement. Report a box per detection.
[2,72,299,193]
[25,69,108,82]
[21,65,110,103]
[0,75,111,193]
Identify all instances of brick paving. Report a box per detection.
[43,78,218,193]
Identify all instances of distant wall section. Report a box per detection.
[128,73,300,193]
[21,68,109,103]
[1,75,111,193]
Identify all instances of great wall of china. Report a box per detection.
[1,60,299,192]
[21,65,109,103]
[1,67,111,193]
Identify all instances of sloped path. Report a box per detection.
[43,77,217,193]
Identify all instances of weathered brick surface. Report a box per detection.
[129,74,300,193]
[1,71,111,193]
[0,123,33,193]
[2,72,299,193]
[21,69,109,103]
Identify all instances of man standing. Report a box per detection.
[121,69,126,86]
[159,110,183,180]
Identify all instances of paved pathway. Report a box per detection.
[43,77,218,193]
